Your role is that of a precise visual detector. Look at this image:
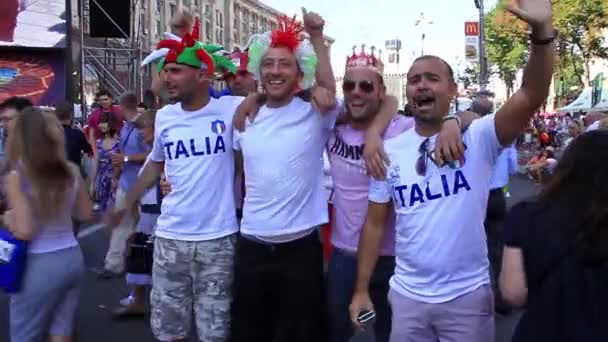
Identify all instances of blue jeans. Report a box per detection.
[327,248,395,342]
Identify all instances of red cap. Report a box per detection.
[228,51,249,74]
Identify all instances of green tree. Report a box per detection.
[457,64,480,89]
[553,0,608,85]
[484,7,528,98]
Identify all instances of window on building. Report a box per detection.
[156,0,163,13]
[219,12,223,28]
[140,13,147,34]
[156,19,161,38]
[216,9,220,23]
[205,20,212,40]
[216,29,223,44]
[170,4,176,17]
[204,4,210,17]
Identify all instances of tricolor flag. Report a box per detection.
[211,120,226,134]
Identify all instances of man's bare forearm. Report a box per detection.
[354,202,391,293]
[520,24,555,102]
[368,95,399,136]
[310,36,335,94]
[127,152,150,164]
[355,221,385,293]
[495,22,555,144]
[123,161,163,211]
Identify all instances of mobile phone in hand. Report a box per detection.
[357,310,376,326]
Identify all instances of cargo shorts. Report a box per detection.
[150,234,236,342]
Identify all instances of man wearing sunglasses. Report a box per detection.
[327,48,474,342]
[351,1,555,341]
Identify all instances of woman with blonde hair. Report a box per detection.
[4,107,93,342]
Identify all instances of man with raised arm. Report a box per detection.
[350,1,555,341]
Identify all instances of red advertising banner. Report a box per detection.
[465,21,480,36]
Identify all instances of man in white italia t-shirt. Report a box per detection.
[350,2,556,341]
[106,36,251,340]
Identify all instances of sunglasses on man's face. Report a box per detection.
[342,80,375,94]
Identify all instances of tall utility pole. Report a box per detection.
[475,0,488,90]
[415,12,433,56]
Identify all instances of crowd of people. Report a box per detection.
[0,1,607,342]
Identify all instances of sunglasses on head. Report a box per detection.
[417,140,468,176]
[342,80,374,94]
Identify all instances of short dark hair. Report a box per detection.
[475,90,495,98]
[99,112,118,136]
[95,89,112,99]
[55,102,74,121]
[119,92,138,110]
[469,98,494,116]
[0,97,33,112]
[413,55,455,83]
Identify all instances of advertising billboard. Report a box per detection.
[0,50,66,105]
[0,0,67,48]
[464,21,480,63]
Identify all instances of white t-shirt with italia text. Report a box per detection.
[369,115,502,303]
[150,96,244,241]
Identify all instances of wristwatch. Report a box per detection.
[530,30,557,45]
[443,114,461,127]
[123,155,129,163]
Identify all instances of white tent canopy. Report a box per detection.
[557,88,592,113]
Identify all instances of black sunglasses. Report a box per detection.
[414,139,470,175]
[416,138,430,176]
[342,80,374,94]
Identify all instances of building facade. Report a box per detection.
[140,0,332,52]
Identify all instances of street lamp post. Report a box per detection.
[415,12,433,56]
[475,0,488,90]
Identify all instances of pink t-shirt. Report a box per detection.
[327,115,413,256]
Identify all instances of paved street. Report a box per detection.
[0,175,538,341]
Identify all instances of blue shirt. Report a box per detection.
[209,87,232,99]
[490,145,518,190]
[118,121,148,191]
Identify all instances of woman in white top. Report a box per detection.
[5,107,93,342]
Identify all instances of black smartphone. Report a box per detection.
[357,310,376,325]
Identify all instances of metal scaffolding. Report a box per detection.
[78,0,150,118]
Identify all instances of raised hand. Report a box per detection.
[302,7,325,39]
[504,0,552,30]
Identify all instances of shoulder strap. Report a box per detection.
[121,125,135,150]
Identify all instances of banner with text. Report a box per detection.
[464,21,480,63]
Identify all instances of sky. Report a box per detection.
[261,0,498,76]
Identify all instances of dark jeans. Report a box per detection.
[485,189,507,297]
[230,231,328,342]
[327,248,395,342]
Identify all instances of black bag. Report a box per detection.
[125,232,154,275]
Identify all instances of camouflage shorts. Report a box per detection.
[150,234,236,342]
